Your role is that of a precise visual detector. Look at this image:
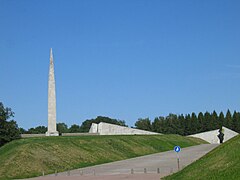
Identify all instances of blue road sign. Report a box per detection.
[174,146,181,153]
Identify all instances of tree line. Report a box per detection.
[1,101,240,147]
[20,116,126,135]
[23,110,240,136]
[135,110,240,135]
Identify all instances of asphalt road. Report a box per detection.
[28,144,218,180]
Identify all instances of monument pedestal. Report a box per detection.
[45,131,59,136]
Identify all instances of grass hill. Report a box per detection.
[164,135,240,180]
[0,135,206,179]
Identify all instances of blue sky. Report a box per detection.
[1,0,240,129]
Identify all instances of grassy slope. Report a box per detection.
[0,135,206,179]
[164,135,240,180]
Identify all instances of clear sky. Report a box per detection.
[1,0,240,129]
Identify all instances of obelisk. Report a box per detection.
[46,48,59,136]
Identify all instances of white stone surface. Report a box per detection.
[189,126,238,144]
[89,123,98,133]
[89,122,159,135]
[46,48,59,136]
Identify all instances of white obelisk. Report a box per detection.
[46,48,59,136]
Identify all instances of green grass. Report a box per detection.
[0,135,206,179]
[163,135,240,180]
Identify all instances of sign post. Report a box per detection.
[174,146,181,171]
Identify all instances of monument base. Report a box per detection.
[45,131,59,136]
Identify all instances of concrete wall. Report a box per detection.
[189,126,238,144]
[21,134,46,138]
[21,133,99,138]
[89,122,160,135]
[62,133,99,136]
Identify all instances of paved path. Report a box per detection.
[29,144,218,180]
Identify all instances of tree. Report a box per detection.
[184,114,192,135]
[225,109,232,129]
[135,118,152,131]
[0,102,20,147]
[198,112,204,132]
[27,126,47,134]
[190,112,199,134]
[232,111,240,133]
[57,123,68,135]
[211,111,218,130]
[164,114,180,134]
[19,127,27,134]
[178,114,185,135]
[69,124,81,133]
[203,112,211,131]
[152,117,165,133]
[218,111,225,128]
